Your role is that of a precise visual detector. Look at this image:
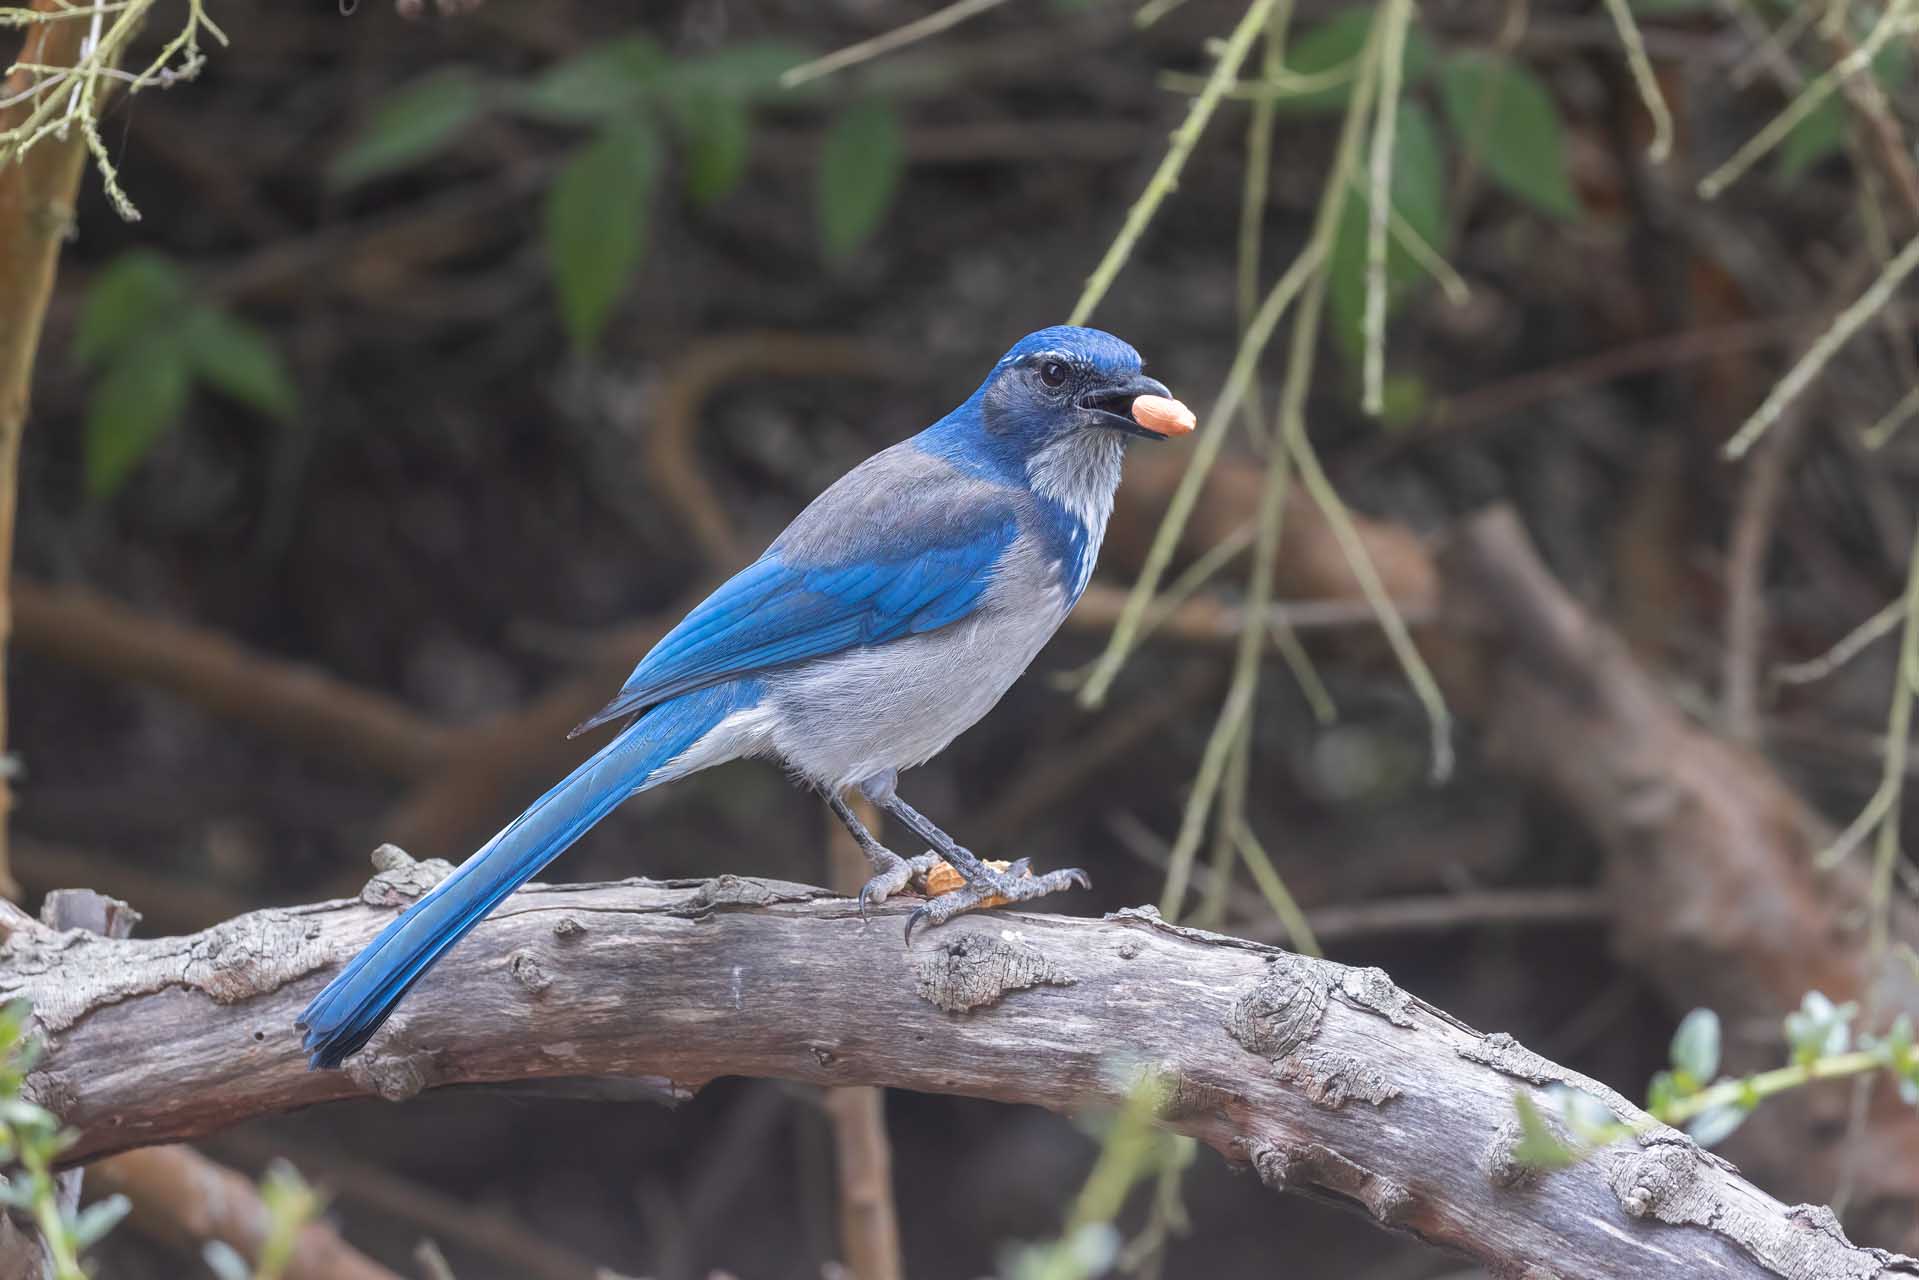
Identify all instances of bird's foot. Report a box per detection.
[856,850,944,917]
[905,857,1091,944]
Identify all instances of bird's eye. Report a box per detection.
[1039,360,1069,389]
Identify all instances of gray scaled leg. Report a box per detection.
[857,776,1090,943]
[823,788,940,916]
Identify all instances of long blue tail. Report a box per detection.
[298,680,758,1068]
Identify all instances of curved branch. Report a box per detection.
[3,859,1909,1280]
[10,579,450,779]
[91,1146,399,1280]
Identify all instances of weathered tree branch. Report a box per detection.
[1437,508,1919,1242]
[3,858,1911,1280]
[0,890,134,1280]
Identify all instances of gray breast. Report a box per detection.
[764,526,1069,793]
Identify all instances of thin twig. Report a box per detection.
[1600,0,1674,162]
[1347,174,1470,305]
[1165,314,1300,919]
[1233,0,1291,443]
[1232,820,1321,955]
[1078,1,1376,708]
[1867,529,1919,965]
[1362,0,1412,416]
[1698,0,1918,200]
[1074,238,1325,708]
[1286,440,1454,781]
[1069,0,1282,325]
[1862,382,1919,449]
[1278,885,1607,944]
[1269,619,1337,724]
[778,0,1015,88]
[1773,596,1905,686]
[1814,527,1919,874]
[1724,227,1919,460]
[1722,414,1799,741]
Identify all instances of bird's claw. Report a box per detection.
[903,864,1092,945]
[856,851,942,920]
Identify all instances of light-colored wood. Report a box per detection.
[5,859,1908,1279]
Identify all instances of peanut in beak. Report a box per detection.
[1132,394,1197,437]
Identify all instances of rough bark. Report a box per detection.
[0,891,138,1279]
[2,857,1911,1280]
[1437,508,1919,1245]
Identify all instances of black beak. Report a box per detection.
[1077,375,1175,440]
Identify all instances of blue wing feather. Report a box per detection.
[572,457,1019,736]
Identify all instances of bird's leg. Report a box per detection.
[859,781,1090,942]
[824,789,940,916]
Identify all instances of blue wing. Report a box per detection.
[572,445,1020,736]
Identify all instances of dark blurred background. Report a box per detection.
[8,0,1919,1275]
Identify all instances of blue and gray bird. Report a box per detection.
[298,325,1191,1068]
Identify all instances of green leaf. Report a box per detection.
[1647,1069,1678,1115]
[330,68,490,189]
[513,35,664,123]
[1784,990,1857,1063]
[74,252,190,368]
[1551,1087,1626,1145]
[71,1194,129,1249]
[1670,1008,1721,1084]
[664,41,813,103]
[1377,372,1427,430]
[184,309,297,423]
[85,337,192,498]
[545,123,659,350]
[1328,100,1447,361]
[1888,1012,1916,1058]
[817,100,903,261]
[1441,51,1580,220]
[1686,1104,1748,1147]
[676,92,753,206]
[1511,1092,1579,1170]
[1272,8,1435,116]
[1777,97,1844,184]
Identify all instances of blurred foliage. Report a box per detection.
[1778,42,1912,184]
[1327,100,1446,363]
[1257,5,1580,383]
[1266,7,1435,117]
[1439,52,1580,220]
[1001,1069,1195,1280]
[1516,994,1919,1169]
[0,1001,128,1277]
[73,253,296,498]
[200,1160,327,1280]
[329,35,906,351]
[818,99,906,262]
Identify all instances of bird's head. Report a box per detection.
[920,327,1193,510]
[973,326,1188,455]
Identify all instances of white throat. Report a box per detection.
[1026,431,1125,594]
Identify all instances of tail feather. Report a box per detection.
[298,681,756,1069]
